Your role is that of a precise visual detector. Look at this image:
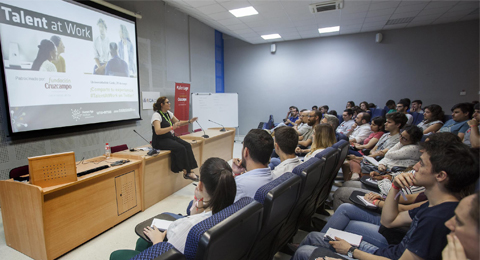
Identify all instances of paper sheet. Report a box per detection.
[357,195,377,208]
[365,178,378,185]
[364,156,379,166]
[151,218,173,231]
[324,228,363,246]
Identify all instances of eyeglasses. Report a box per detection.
[165,101,171,104]
[400,135,409,141]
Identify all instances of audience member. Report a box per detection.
[385,100,396,114]
[109,158,236,259]
[346,112,372,144]
[298,124,336,161]
[312,105,318,111]
[396,98,413,126]
[232,129,273,202]
[292,139,479,260]
[442,193,479,260]
[463,103,479,148]
[321,114,340,133]
[439,102,474,140]
[285,106,300,127]
[359,101,369,112]
[417,104,444,134]
[337,109,355,135]
[298,110,322,148]
[352,106,363,119]
[295,110,312,141]
[321,105,329,115]
[346,101,355,109]
[411,100,423,114]
[349,116,385,156]
[368,103,376,109]
[328,110,338,117]
[270,127,302,179]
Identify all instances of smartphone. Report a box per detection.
[324,235,336,242]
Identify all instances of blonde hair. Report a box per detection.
[306,124,336,157]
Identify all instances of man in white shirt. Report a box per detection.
[295,110,312,141]
[271,127,303,179]
[397,98,413,126]
[336,109,355,135]
[233,129,274,202]
[346,112,372,144]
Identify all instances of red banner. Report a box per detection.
[174,82,191,135]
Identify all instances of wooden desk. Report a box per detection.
[0,157,142,260]
[182,127,236,163]
[112,138,203,210]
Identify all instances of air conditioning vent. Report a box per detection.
[309,0,344,14]
[385,17,415,25]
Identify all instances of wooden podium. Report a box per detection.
[0,157,142,260]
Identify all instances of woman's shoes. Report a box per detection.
[183,171,199,182]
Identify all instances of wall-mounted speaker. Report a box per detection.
[376,33,383,43]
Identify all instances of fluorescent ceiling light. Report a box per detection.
[229,6,258,17]
[261,34,281,40]
[318,26,340,34]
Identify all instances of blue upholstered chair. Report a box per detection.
[414,113,424,126]
[337,114,343,124]
[249,172,302,260]
[372,108,384,118]
[130,197,263,260]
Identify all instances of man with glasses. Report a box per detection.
[346,112,372,144]
[298,110,322,149]
[295,110,312,141]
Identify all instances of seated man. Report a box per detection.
[273,106,299,130]
[411,100,423,114]
[438,102,474,140]
[396,98,413,127]
[292,138,479,260]
[463,103,479,148]
[312,105,318,111]
[337,109,355,135]
[233,129,273,202]
[346,112,372,144]
[270,126,302,179]
[298,110,322,149]
[295,110,312,141]
[321,105,329,115]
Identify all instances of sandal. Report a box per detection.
[183,171,199,182]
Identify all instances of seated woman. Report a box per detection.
[296,124,336,161]
[110,158,236,259]
[359,101,369,113]
[348,116,385,157]
[152,96,199,181]
[417,104,444,134]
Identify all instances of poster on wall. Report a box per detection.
[142,91,159,110]
[174,82,190,135]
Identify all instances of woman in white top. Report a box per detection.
[151,96,199,181]
[417,104,444,134]
[31,39,57,72]
[299,123,336,162]
[110,158,236,259]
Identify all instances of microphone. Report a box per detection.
[195,121,209,138]
[208,119,226,132]
[133,130,158,156]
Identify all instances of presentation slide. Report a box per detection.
[0,0,140,133]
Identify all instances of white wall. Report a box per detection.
[224,20,479,134]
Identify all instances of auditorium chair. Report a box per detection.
[444,115,453,122]
[272,158,325,254]
[372,108,384,118]
[111,144,128,153]
[413,113,424,125]
[130,197,263,260]
[9,165,29,181]
[248,172,301,260]
[336,114,343,124]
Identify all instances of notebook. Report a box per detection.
[324,228,363,247]
[151,218,173,231]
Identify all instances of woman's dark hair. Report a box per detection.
[31,39,56,71]
[359,101,369,111]
[347,101,355,107]
[372,116,386,132]
[200,157,236,214]
[386,100,396,109]
[423,104,445,123]
[153,96,167,111]
[404,125,423,144]
[386,112,408,129]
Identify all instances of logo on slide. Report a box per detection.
[71,108,82,121]
[176,86,189,91]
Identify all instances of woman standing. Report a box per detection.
[151,96,199,181]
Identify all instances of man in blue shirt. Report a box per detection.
[293,137,479,260]
[233,129,273,202]
[438,103,474,141]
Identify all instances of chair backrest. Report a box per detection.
[314,147,341,210]
[131,242,185,260]
[9,165,29,179]
[249,172,302,260]
[372,108,384,118]
[332,140,349,176]
[337,114,343,124]
[187,197,263,260]
[410,112,418,124]
[265,115,275,130]
[444,115,453,122]
[111,144,128,154]
[270,157,325,254]
[414,113,424,126]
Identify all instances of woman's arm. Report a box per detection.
[171,116,198,127]
[422,123,442,134]
[355,137,379,150]
[153,120,176,135]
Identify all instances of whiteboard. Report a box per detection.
[192,93,238,129]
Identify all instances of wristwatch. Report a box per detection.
[347,246,358,258]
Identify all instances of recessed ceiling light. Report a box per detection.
[261,34,281,40]
[318,26,340,34]
[229,6,258,18]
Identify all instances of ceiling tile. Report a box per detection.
[233,28,256,34]
[340,17,367,25]
[362,21,387,28]
[383,23,407,30]
[219,1,251,10]
[209,11,235,20]
[340,23,363,30]
[398,0,430,7]
[281,1,309,10]
[341,11,368,20]
[238,32,259,38]
[341,3,370,14]
[413,13,442,21]
[298,30,319,37]
[218,18,243,26]
[296,24,318,32]
[460,13,479,21]
[432,17,461,24]
[226,23,249,30]
[282,34,302,40]
[441,9,474,18]
[285,7,313,17]
[390,11,423,19]
[186,1,217,8]
[424,1,458,10]
[250,2,284,13]
[394,3,429,14]
[418,7,450,16]
[293,19,318,27]
[238,14,265,23]
[449,2,479,12]
[364,14,391,23]
[361,26,384,32]
[261,10,290,19]
[197,4,226,15]
[406,19,436,27]
[280,31,301,37]
[368,1,401,11]
[366,7,396,17]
